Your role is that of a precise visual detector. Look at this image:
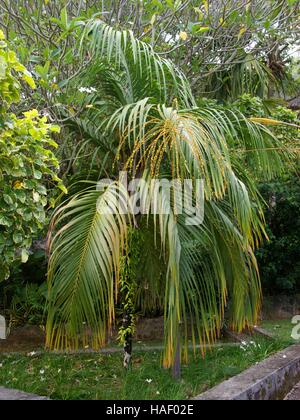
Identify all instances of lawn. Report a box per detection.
[0,338,285,400]
[261,319,300,345]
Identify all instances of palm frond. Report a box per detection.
[80,18,194,106]
[46,182,131,350]
[137,171,262,367]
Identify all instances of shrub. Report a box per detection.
[232,95,300,295]
[232,94,265,117]
[271,106,300,145]
[0,30,63,282]
[257,175,300,294]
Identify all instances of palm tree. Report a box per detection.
[46,19,289,370]
[204,53,277,101]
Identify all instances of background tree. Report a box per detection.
[0,0,299,105]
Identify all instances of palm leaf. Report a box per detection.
[80,18,194,106]
[46,182,131,350]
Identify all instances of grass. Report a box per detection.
[0,338,285,400]
[261,319,300,345]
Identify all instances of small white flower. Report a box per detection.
[156,391,160,395]
[241,341,247,346]
[40,369,45,375]
[0,363,3,368]
[79,87,97,94]
[283,355,287,359]
[57,369,62,374]
[145,379,153,384]
[27,351,37,357]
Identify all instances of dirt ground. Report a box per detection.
[0,326,45,353]
[0,317,165,354]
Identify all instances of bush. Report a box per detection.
[271,106,300,145]
[232,95,300,294]
[0,247,48,326]
[232,94,265,117]
[0,30,63,282]
[257,175,300,294]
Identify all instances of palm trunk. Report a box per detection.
[172,335,181,380]
[120,260,135,369]
[119,228,140,369]
[122,310,133,369]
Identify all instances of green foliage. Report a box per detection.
[232,94,265,118]
[118,229,144,347]
[0,0,299,113]
[9,282,47,326]
[232,96,300,294]
[208,56,275,100]
[271,106,300,145]
[134,225,166,317]
[257,175,300,294]
[232,95,300,146]
[0,248,48,325]
[0,33,62,282]
[0,4,297,371]
[0,29,36,110]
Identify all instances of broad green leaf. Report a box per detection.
[33,169,43,180]
[21,249,29,263]
[3,194,13,206]
[13,232,23,244]
[0,216,12,227]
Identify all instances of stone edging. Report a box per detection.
[284,381,300,400]
[0,387,49,400]
[193,345,300,400]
